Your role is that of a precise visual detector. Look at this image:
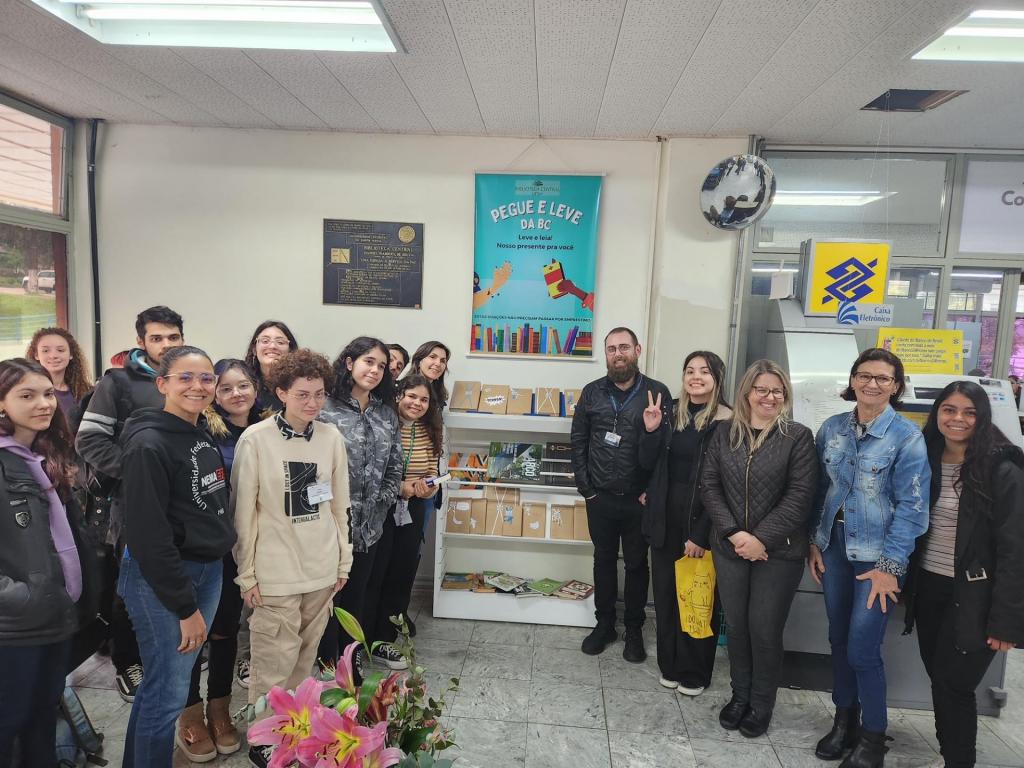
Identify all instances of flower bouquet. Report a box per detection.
[247,608,458,768]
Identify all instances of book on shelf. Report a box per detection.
[554,579,594,600]
[483,573,528,592]
[526,577,565,596]
[487,442,544,485]
[540,442,575,487]
[513,584,544,598]
[441,572,480,591]
[449,451,488,489]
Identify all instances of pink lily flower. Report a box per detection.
[296,704,389,768]
[247,678,325,767]
[330,642,359,694]
[365,672,402,723]
[365,746,404,768]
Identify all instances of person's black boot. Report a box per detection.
[739,706,772,738]
[622,627,647,663]
[581,622,617,655]
[839,730,889,768]
[815,706,861,759]
[719,696,749,730]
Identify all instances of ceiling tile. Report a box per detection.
[317,54,433,133]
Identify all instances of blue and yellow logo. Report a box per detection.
[804,241,890,316]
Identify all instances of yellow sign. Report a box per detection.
[804,240,891,316]
[875,328,964,374]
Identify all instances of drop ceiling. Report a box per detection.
[0,0,1022,149]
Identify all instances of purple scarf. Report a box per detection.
[0,437,82,602]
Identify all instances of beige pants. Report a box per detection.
[248,585,335,706]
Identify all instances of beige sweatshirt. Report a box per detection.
[231,418,353,596]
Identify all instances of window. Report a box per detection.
[887,266,939,328]
[0,221,65,358]
[946,269,1005,375]
[0,101,67,218]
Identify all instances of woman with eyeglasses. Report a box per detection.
[176,360,261,761]
[702,359,817,738]
[904,381,1024,768]
[117,346,236,768]
[243,320,299,415]
[809,348,930,768]
[316,337,402,669]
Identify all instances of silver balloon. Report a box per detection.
[700,154,776,231]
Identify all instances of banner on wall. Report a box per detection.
[801,239,891,318]
[876,328,964,374]
[958,160,1024,255]
[471,173,602,357]
[323,219,423,308]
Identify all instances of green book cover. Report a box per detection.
[527,578,565,596]
[487,442,545,484]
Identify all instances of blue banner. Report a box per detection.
[472,173,602,358]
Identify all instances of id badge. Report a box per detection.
[604,431,622,447]
[305,482,333,506]
[394,498,413,527]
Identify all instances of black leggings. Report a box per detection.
[364,498,427,643]
[186,555,243,706]
[317,542,379,664]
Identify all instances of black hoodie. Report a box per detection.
[121,408,236,619]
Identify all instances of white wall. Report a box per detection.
[72,125,667,389]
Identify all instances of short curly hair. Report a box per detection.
[266,348,335,394]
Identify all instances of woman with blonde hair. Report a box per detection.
[640,350,731,696]
[701,359,817,738]
[26,327,93,433]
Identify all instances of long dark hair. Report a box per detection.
[408,340,451,407]
[841,347,906,406]
[923,380,1024,505]
[212,358,262,426]
[243,320,299,377]
[0,359,76,497]
[26,327,94,400]
[397,374,443,456]
[332,336,396,405]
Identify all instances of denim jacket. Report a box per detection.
[811,405,930,577]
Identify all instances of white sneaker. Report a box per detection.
[658,677,679,689]
[236,659,251,689]
[677,684,705,696]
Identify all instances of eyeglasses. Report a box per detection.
[751,386,785,398]
[257,337,291,348]
[216,382,255,397]
[606,344,635,355]
[163,372,217,387]
[290,391,326,404]
[853,372,895,387]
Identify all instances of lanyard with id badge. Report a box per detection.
[394,423,418,527]
[605,378,642,448]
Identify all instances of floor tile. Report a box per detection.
[604,687,686,735]
[409,637,470,677]
[775,688,827,707]
[447,717,527,768]
[911,712,1023,767]
[982,717,1024,765]
[463,643,534,681]
[532,646,602,686]
[678,694,769,743]
[472,620,536,646]
[526,722,611,768]
[689,736,781,767]
[451,676,531,722]
[599,653,674,693]
[73,686,131,731]
[413,612,476,642]
[608,730,697,768]
[528,680,605,729]
[534,624,592,650]
[766,702,836,749]
[774,745,834,768]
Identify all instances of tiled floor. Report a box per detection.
[71,593,1024,768]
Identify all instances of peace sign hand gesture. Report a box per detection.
[643,390,663,433]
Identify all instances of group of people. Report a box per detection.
[570,328,1023,768]
[0,306,452,768]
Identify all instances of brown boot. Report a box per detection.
[206,695,242,755]
[175,702,217,763]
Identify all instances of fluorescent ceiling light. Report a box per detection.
[751,267,800,273]
[914,9,1024,62]
[773,190,897,207]
[27,0,401,51]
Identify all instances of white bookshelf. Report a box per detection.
[434,411,596,628]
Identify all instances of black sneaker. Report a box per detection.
[407,616,417,638]
[581,622,617,655]
[371,643,409,671]
[248,744,274,768]
[236,658,251,689]
[622,628,647,663]
[115,663,144,702]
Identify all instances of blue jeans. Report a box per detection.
[118,555,222,768]
[821,522,893,732]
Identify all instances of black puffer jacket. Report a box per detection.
[701,420,817,561]
[903,448,1024,651]
[571,374,673,498]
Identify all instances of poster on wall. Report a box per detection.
[958,160,1024,255]
[323,219,423,308]
[471,173,602,357]
[876,328,964,375]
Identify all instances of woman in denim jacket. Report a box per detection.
[808,348,930,768]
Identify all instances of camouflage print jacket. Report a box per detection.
[318,394,402,552]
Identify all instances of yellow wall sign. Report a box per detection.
[803,240,891,316]
[875,328,964,374]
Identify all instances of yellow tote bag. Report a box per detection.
[675,552,716,639]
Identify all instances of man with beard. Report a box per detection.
[571,327,672,662]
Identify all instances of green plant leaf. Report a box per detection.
[320,688,353,710]
[334,607,365,646]
[400,726,435,755]
[357,669,384,717]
